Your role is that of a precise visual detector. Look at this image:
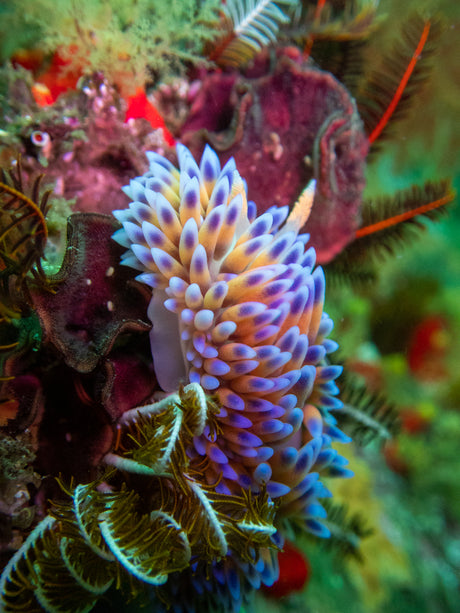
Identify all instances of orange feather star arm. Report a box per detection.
[368,19,431,145]
[355,189,454,239]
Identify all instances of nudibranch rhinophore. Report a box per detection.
[113,144,352,536]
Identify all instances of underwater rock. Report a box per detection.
[0,431,40,554]
[0,376,43,433]
[16,214,158,480]
[34,362,115,481]
[98,349,158,421]
[2,56,367,264]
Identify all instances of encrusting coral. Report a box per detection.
[179,51,369,263]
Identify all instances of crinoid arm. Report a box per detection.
[326,179,455,285]
[0,384,281,612]
[356,13,442,151]
[0,158,53,319]
[209,0,299,66]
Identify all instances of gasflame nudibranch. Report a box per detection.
[113,144,352,536]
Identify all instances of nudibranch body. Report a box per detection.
[113,144,351,534]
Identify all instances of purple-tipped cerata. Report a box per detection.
[113,144,352,537]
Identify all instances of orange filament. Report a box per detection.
[114,424,122,451]
[368,20,431,144]
[0,341,19,351]
[303,37,314,60]
[355,193,454,239]
[304,0,328,59]
[73,376,95,407]
[314,0,327,21]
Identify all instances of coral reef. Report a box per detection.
[0,0,458,612]
[0,143,353,612]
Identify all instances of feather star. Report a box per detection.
[113,144,352,534]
